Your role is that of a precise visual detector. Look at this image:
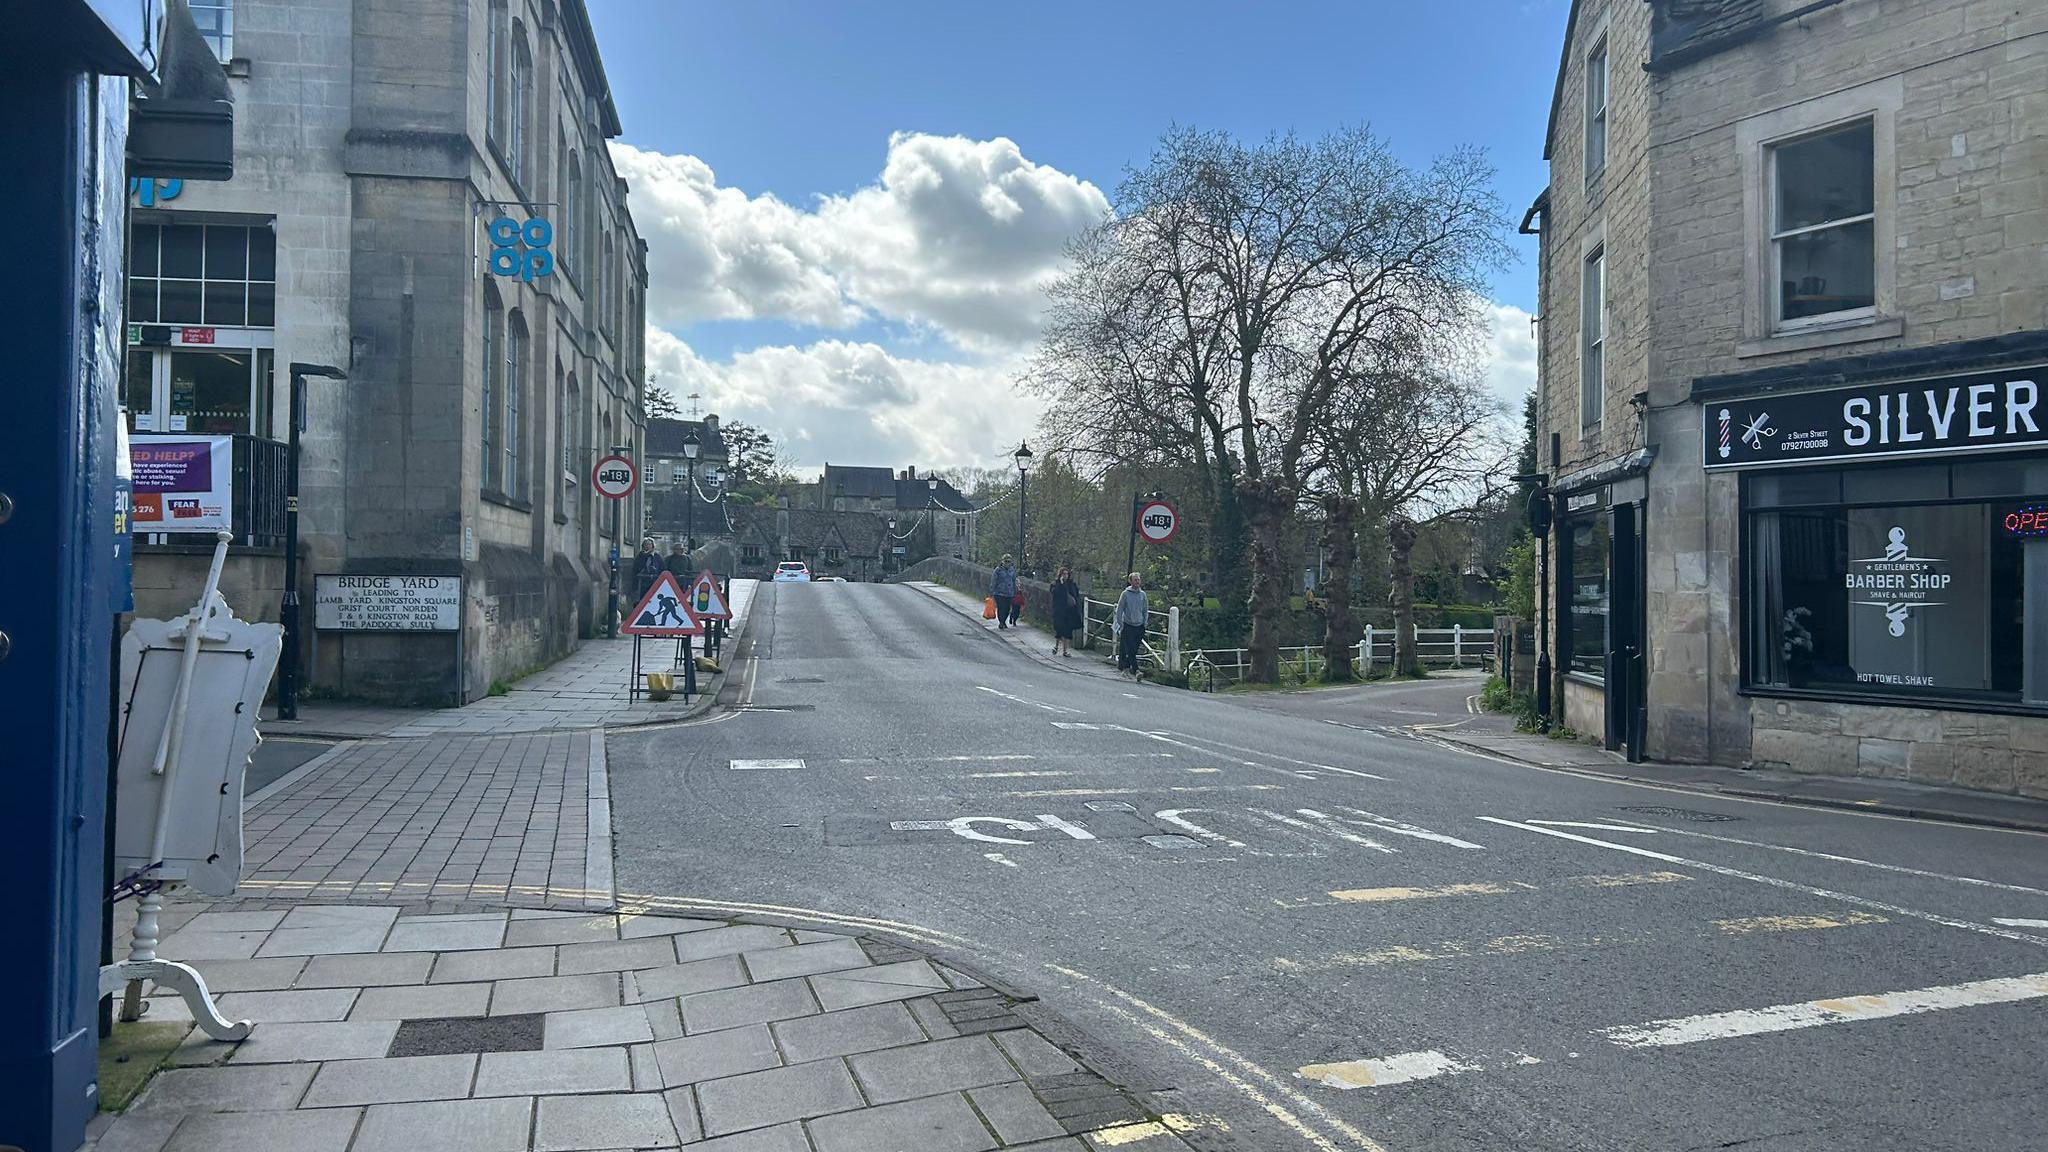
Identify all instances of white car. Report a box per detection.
[772,561,812,583]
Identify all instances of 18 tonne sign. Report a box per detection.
[1703,367,2046,469]
[593,454,637,499]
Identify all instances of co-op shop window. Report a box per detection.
[129,222,275,328]
[1744,458,2048,708]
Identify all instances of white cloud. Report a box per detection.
[613,133,1109,354]
[1482,301,1538,415]
[647,328,1040,474]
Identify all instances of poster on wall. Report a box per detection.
[130,434,232,533]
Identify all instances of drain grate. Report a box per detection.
[1618,805,1740,822]
[389,1012,544,1057]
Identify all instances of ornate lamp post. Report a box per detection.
[682,428,700,551]
[1013,442,1034,574]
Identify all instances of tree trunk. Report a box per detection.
[1388,515,1419,677]
[1320,493,1360,680]
[1209,455,1247,600]
[1243,483,1289,684]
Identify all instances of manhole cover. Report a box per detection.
[1618,805,1740,822]
[389,1012,543,1057]
[1142,834,1202,850]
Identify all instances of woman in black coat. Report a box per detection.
[1050,566,1083,657]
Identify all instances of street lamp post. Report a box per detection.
[1013,442,1034,574]
[278,362,347,721]
[927,476,940,559]
[682,428,700,552]
[1126,489,1162,579]
[605,442,628,638]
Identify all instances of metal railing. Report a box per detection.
[231,434,290,548]
[1082,595,1181,671]
[1181,626,1497,686]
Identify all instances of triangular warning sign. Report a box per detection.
[622,571,701,636]
[687,570,732,621]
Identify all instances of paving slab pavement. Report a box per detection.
[88,902,1191,1152]
[261,580,758,740]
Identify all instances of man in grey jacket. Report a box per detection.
[1114,572,1148,679]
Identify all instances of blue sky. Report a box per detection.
[589,0,1568,469]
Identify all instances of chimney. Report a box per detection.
[904,465,915,480]
[704,413,719,433]
[776,497,790,556]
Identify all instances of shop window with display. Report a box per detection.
[1745,456,2048,708]
[1564,512,1611,678]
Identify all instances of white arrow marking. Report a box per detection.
[1253,808,1395,853]
[977,686,1084,714]
[946,817,1040,845]
[1993,918,2048,928]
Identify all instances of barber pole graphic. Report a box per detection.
[1718,409,1731,459]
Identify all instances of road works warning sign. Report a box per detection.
[621,571,701,637]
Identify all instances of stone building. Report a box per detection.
[644,415,732,551]
[1528,0,2048,795]
[126,0,649,704]
[817,464,978,561]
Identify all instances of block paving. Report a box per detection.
[90,903,1192,1152]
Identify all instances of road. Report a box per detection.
[607,580,2048,1152]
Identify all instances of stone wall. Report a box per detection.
[1639,0,2048,786]
[894,557,1055,626]
[132,549,286,627]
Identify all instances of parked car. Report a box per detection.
[772,561,812,583]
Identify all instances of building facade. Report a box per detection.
[128,0,649,704]
[1531,0,2048,796]
[817,464,978,561]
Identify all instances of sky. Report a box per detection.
[587,0,1569,475]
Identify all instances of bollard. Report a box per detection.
[1362,625,1375,673]
[1453,624,1464,667]
[1167,606,1181,673]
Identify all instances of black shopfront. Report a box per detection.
[1553,456,1650,761]
[1701,334,2048,717]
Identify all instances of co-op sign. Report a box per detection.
[1703,365,2046,470]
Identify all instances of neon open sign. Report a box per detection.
[2002,504,2048,539]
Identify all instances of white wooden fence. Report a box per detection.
[1080,592,1492,683]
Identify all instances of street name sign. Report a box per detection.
[315,574,461,632]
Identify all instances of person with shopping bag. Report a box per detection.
[990,555,1019,629]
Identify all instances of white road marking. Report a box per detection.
[1035,813,1097,840]
[984,852,1020,869]
[964,770,1073,779]
[1328,882,1520,903]
[938,754,1038,761]
[1599,969,2048,1049]
[1320,719,1386,738]
[1994,918,2048,928]
[1252,808,1396,853]
[1528,820,1660,834]
[1475,817,2048,947]
[1155,809,1251,850]
[946,816,1040,845]
[889,820,954,831]
[1297,1050,1478,1090]
[977,685,1084,714]
[730,758,805,770]
[1323,806,1487,850]
[1622,823,2048,896]
[1314,765,1390,781]
[1052,721,1104,730]
[998,785,1286,798]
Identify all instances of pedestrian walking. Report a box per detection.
[632,537,664,602]
[1051,566,1082,657]
[1114,572,1147,678]
[991,555,1020,630]
[664,540,693,579]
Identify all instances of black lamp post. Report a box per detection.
[927,476,940,559]
[1013,442,1034,574]
[278,361,347,721]
[682,428,700,552]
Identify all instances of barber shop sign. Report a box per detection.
[1703,366,2047,470]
